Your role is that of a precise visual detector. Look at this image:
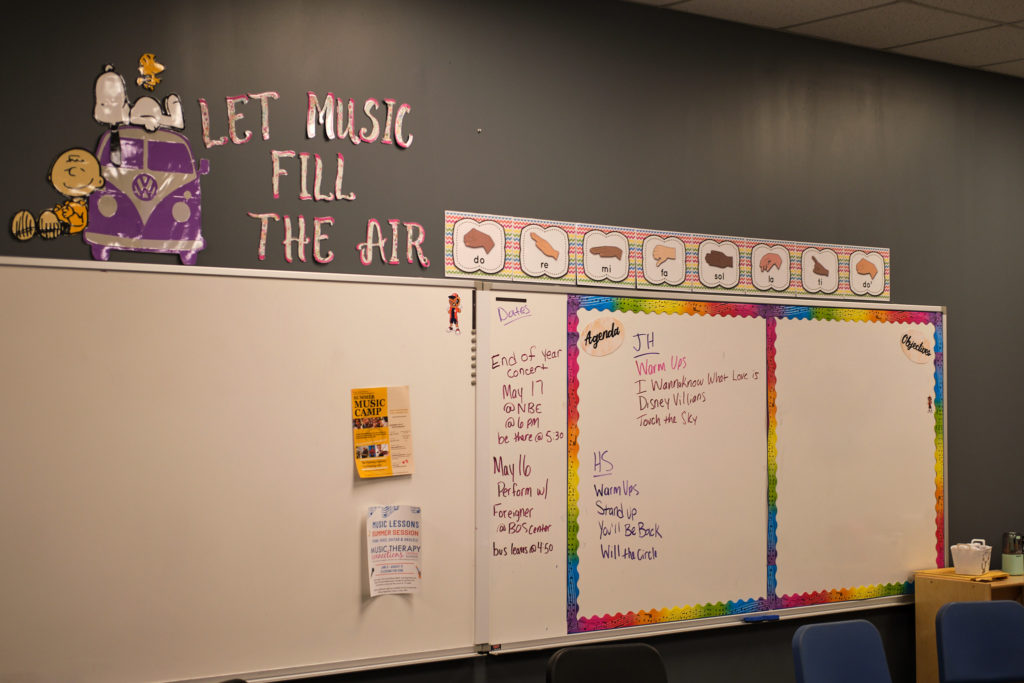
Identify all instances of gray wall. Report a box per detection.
[5,0,1023,681]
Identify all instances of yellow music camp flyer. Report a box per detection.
[351,386,413,478]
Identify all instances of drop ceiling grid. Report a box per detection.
[788,4,995,51]
[893,24,1024,66]
[625,0,1024,78]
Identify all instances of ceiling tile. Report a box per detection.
[664,0,892,30]
[891,24,1024,66]
[790,2,995,49]
[915,0,1024,23]
[618,0,1024,79]
[982,59,1024,77]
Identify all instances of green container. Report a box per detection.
[1003,532,1024,575]
[1003,553,1024,576]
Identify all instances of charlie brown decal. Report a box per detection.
[10,149,106,240]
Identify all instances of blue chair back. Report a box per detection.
[792,619,893,683]
[936,600,1024,683]
[546,642,667,683]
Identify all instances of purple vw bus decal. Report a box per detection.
[85,125,209,265]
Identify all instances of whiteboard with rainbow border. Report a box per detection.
[481,289,943,647]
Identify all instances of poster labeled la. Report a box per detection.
[351,386,413,478]
[367,505,422,597]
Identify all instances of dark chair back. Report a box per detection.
[546,642,667,683]
[936,600,1024,683]
[792,619,893,683]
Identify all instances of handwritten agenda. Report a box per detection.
[573,302,769,624]
[631,331,759,429]
[591,450,663,563]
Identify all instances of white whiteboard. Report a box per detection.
[774,317,939,595]
[479,291,568,646]
[0,266,946,670]
[0,264,477,683]
[573,307,768,622]
[482,291,944,647]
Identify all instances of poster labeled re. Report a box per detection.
[351,386,413,478]
[367,505,422,597]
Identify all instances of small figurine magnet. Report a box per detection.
[447,293,461,333]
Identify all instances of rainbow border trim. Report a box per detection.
[566,295,944,633]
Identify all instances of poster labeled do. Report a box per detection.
[367,505,422,597]
[352,386,414,478]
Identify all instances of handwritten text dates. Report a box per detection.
[496,479,550,499]
[492,541,555,556]
[491,346,563,380]
[497,428,565,445]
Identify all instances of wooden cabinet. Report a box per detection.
[914,568,1024,683]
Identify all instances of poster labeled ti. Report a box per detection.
[351,386,414,478]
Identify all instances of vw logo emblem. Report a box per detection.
[132,173,158,201]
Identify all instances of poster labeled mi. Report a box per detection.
[367,505,422,597]
[351,386,413,478]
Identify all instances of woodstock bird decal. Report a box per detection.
[136,53,164,91]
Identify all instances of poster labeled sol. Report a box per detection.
[351,386,414,478]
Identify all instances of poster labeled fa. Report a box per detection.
[351,386,414,478]
[367,505,422,597]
